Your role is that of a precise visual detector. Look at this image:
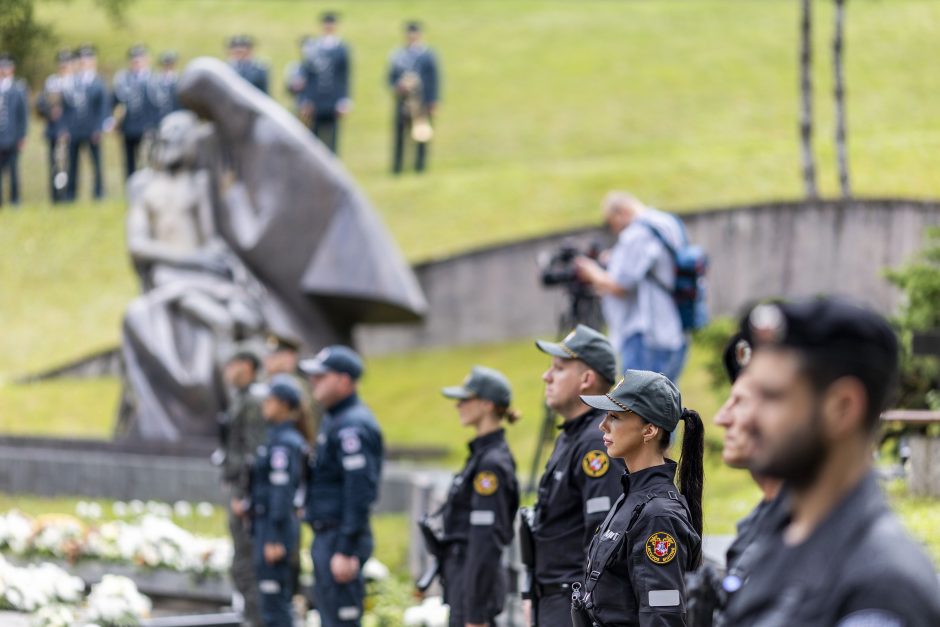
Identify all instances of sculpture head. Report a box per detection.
[153,110,204,171]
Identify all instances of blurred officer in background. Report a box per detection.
[436,366,521,627]
[264,333,319,445]
[293,11,351,154]
[574,371,704,626]
[221,351,267,627]
[151,51,180,123]
[0,53,28,208]
[250,376,308,627]
[387,20,440,174]
[301,346,383,627]
[64,45,108,201]
[722,297,940,625]
[113,45,157,179]
[228,35,269,94]
[524,325,625,626]
[36,50,74,204]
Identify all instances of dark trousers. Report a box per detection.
[312,527,373,627]
[253,519,299,627]
[47,138,70,204]
[392,111,430,174]
[442,550,500,627]
[312,113,340,154]
[67,136,104,200]
[123,134,143,180]
[227,496,262,626]
[534,590,573,627]
[0,147,20,206]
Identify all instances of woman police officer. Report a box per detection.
[433,366,521,627]
[573,370,704,627]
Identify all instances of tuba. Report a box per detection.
[399,71,433,143]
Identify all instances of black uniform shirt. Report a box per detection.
[723,472,940,627]
[533,408,626,587]
[724,497,774,575]
[440,428,520,623]
[582,461,701,627]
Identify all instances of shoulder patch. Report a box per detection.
[270,448,289,470]
[473,471,499,496]
[341,432,361,454]
[582,450,610,478]
[645,531,678,565]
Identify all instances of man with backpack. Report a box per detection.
[575,191,706,382]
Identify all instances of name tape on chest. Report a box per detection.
[473,471,499,496]
[470,510,496,526]
[342,454,367,471]
[586,496,612,514]
[582,450,610,478]
[645,531,678,565]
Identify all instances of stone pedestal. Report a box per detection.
[908,436,940,497]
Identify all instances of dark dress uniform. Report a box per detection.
[722,472,940,627]
[579,461,701,627]
[36,71,71,203]
[531,408,625,626]
[231,59,269,94]
[250,421,307,627]
[438,429,519,627]
[305,393,383,627]
[149,70,179,123]
[299,37,350,154]
[387,44,439,173]
[0,75,28,207]
[221,381,267,627]
[64,68,108,200]
[112,69,157,179]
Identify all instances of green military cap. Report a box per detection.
[535,324,617,384]
[581,370,682,432]
[442,366,512,407]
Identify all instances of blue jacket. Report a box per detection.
[149,72,179,123]
[231,60,269,94]
[112,70,158,138]
[388,45,440,106]
[64,73,109,140]
[299,38,350,113]
[36,75,68,140]
[251,422,308,548]
[306,393,384,556]
[0,79,28,149]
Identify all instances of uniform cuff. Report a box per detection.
[336,534,357,556]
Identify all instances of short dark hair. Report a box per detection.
[228,351,260,373]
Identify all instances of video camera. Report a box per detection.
[539,240,604,290]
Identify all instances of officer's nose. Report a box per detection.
[542,368,552,383]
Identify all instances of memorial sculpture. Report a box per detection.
[118,57,427,442]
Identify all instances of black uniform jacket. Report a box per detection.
[723,472,940,627]
[440,428,519,623]
[533,408,626,587]
[582,461,701,627]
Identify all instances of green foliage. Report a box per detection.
[692,318,739,402]
[886,228,940,409]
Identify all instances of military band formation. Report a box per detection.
[0,13,441,208]
[215,295,940,627]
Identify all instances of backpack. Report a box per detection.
[642,215,710,332]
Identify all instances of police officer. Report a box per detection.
[228,35,269,94]
[575,371,704,626]
[722,297,940,626]
[300,346,383,627]
[437,366,521,627]
[526,325,625,626]
[113,45,157,179]
[65,45,108,201]
[250,376,308,627]
[222,351,267,627]
[387,21,440,174]
[0,53,28,208]
[151,51,180,123]
[294,12,351,154]
[36,50,74,204]
[264,333,319,445]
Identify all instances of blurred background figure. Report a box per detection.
[0,53,29,208]
[113,45,157,179]
[388,20,439,174]
[36,50,74,204]
[151,51,181,124]
[227,35,269,94]
[64,45,108,201]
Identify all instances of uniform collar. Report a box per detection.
[469,428,505,455]
[620,459,678,495]
[328,392,358,414]
[268,421,295,436]
[559,407,602,434]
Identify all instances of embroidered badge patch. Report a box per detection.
[645,531,678,565]
[270,448,288,470]
[473,471,499,496]
[581,450,610,478]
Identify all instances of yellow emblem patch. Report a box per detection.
[581,450,610,478]
[645,531,678,565]
[473,471,499,496]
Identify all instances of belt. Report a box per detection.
[536,582,571,597]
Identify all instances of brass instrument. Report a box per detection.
[47,89,70,194]
[399,71,433,143]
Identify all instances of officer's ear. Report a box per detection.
[642,422,660,444]
[820,376,868,439]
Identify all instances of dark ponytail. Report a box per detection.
[495,405,522,425]
[677,408,704,538]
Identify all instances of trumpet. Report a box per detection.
[399,71,433,143]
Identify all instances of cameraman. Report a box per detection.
[575,191,687,382]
